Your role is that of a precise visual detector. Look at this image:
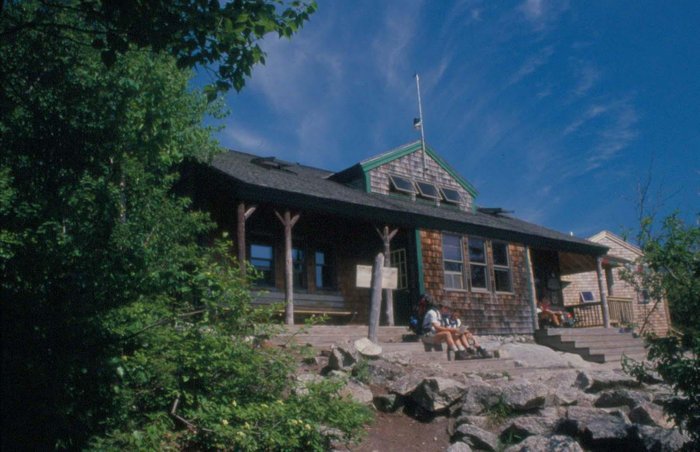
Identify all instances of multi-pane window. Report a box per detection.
[391,248,408,290]
[250,243,274,286]
[315,249,335,290]
[468,238,488,290]
[292,247,306,289]
[442,234,464,289]
[492,242,512,292]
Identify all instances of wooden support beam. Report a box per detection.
[596,256,611,328]
[236,202,257,276]
[368,252,384,343]
[275,209,300,325]
[525,247,540,332]
[375,225,399,326]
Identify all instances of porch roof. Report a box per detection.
[204,150,608,256]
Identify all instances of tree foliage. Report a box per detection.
[621,213,700,448]
[1,3,370,450]
[1,0,317,95]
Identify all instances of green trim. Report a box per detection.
[363,170,370,193]
[359,141,479,198]
[415,229,425,294]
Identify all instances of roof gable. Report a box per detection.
[588,230,642,256]
[357,141,478,198]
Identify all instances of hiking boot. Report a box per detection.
[455,350,470,360]
[477,346,493,358]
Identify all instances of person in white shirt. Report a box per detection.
[421,297,472,361]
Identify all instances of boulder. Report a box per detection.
[459,383,502,415]
[446,441,473,452]
[500,381,548,412]
[291,373,323,395]
[575,370,640,393]
[503,434,584,452]
[339,380,373,405]
[354,337,382,357]
[638,425,690,452]
[594,389,650,409]
[366,359,407,386]
[629,402,674,429]
[381,351,412,366]
[327,345,357,372]
[411,377,467,412]
[373,393,403,413]
[558,406,637,450]
[454,415,491,432]
[387,372,428,397]
[452,424,499,452]
[500,416,556,441]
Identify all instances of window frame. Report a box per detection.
[491,241,513,293]
[291,245,307,290]
[440,186,462,204]
[415,181,441,200]
[388,173,416,194]
[314,247,336,291]
[466,236,489,292]
[249,240,275,287]
[442,233,465,290]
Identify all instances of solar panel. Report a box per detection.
[416,181,440,199]
[441,187,462,204]
[388,174,416,194]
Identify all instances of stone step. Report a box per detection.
[537,327,633,338]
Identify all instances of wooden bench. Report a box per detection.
[251,290,356,320]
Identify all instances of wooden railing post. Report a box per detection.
[275,209,300,325]
[596,257,610,328]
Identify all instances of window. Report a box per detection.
[250,243,274,286]
[416,181,441,200]
[468,238,488,290]
[391,248,408,290]
[580,291,596,303]
[292,247,306,289]
[442,234,464,289]
[440,187,462,204]
[388,174,416,194]
[315,249,335,290]
[639,289,651,305]
[492,242,512,292]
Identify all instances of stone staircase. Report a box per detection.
[274,325,567,377]
[534,327,647,363]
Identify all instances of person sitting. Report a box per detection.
[422,298,486,360]
[537,297,562,327]
[442,309,491,358]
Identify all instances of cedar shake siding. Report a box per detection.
[420,230,534,335]
[561,231,671,336]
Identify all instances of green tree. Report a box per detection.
[1,3,369,450]
[1,0,316,95]
[621,213,700,448]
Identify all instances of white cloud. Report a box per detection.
[506,46,554,87]
[224,127,269,152]
[572,61,601,97]
[518,0,570,32]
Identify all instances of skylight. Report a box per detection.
[388,174,416,194]
[441,187,462,204]
[416,181,440,199]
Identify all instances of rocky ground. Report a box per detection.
[291,336,690,452]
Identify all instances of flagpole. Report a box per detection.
[415,73,427,176]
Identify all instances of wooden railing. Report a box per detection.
[608,296,634,326]
[567,302,604,327]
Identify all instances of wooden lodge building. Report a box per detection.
[184,141,671,336]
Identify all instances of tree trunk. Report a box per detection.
[376,226,398,326]
[368,252,384,343]
[275,210,299,325]
[596,256,610,328]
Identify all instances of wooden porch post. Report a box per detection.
[376,226,399,326]
[596,256,610,328]
[275,209,300,325]
[368,252,384,343]
[236,202,256,276]
[525,247,540,331]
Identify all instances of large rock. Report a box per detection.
[594,389,650,409]
[387,372,428,397]
[327,345,357,372]
[629,402,674,429]
[339,380,373,405]
[460,383,502,415]
[366,359,407,386]
[558,406,637,450]
[500,381,548,412]
[373,393,403,413]
[500,416,557,441]
[638,425,690,452]
[452,424,499,452]
[503,434,584,452]
[411,377,467,412]
[354,337,382,357]
[446,441,473,452]
[291,373,323,396]
[575,370,640,393]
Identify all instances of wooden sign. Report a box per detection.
[356,265,398,289]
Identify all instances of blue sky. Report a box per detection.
[203,0,699,240]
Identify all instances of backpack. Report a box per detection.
[408,297,429,335]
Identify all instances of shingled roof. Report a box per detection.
[206,149,607,256]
